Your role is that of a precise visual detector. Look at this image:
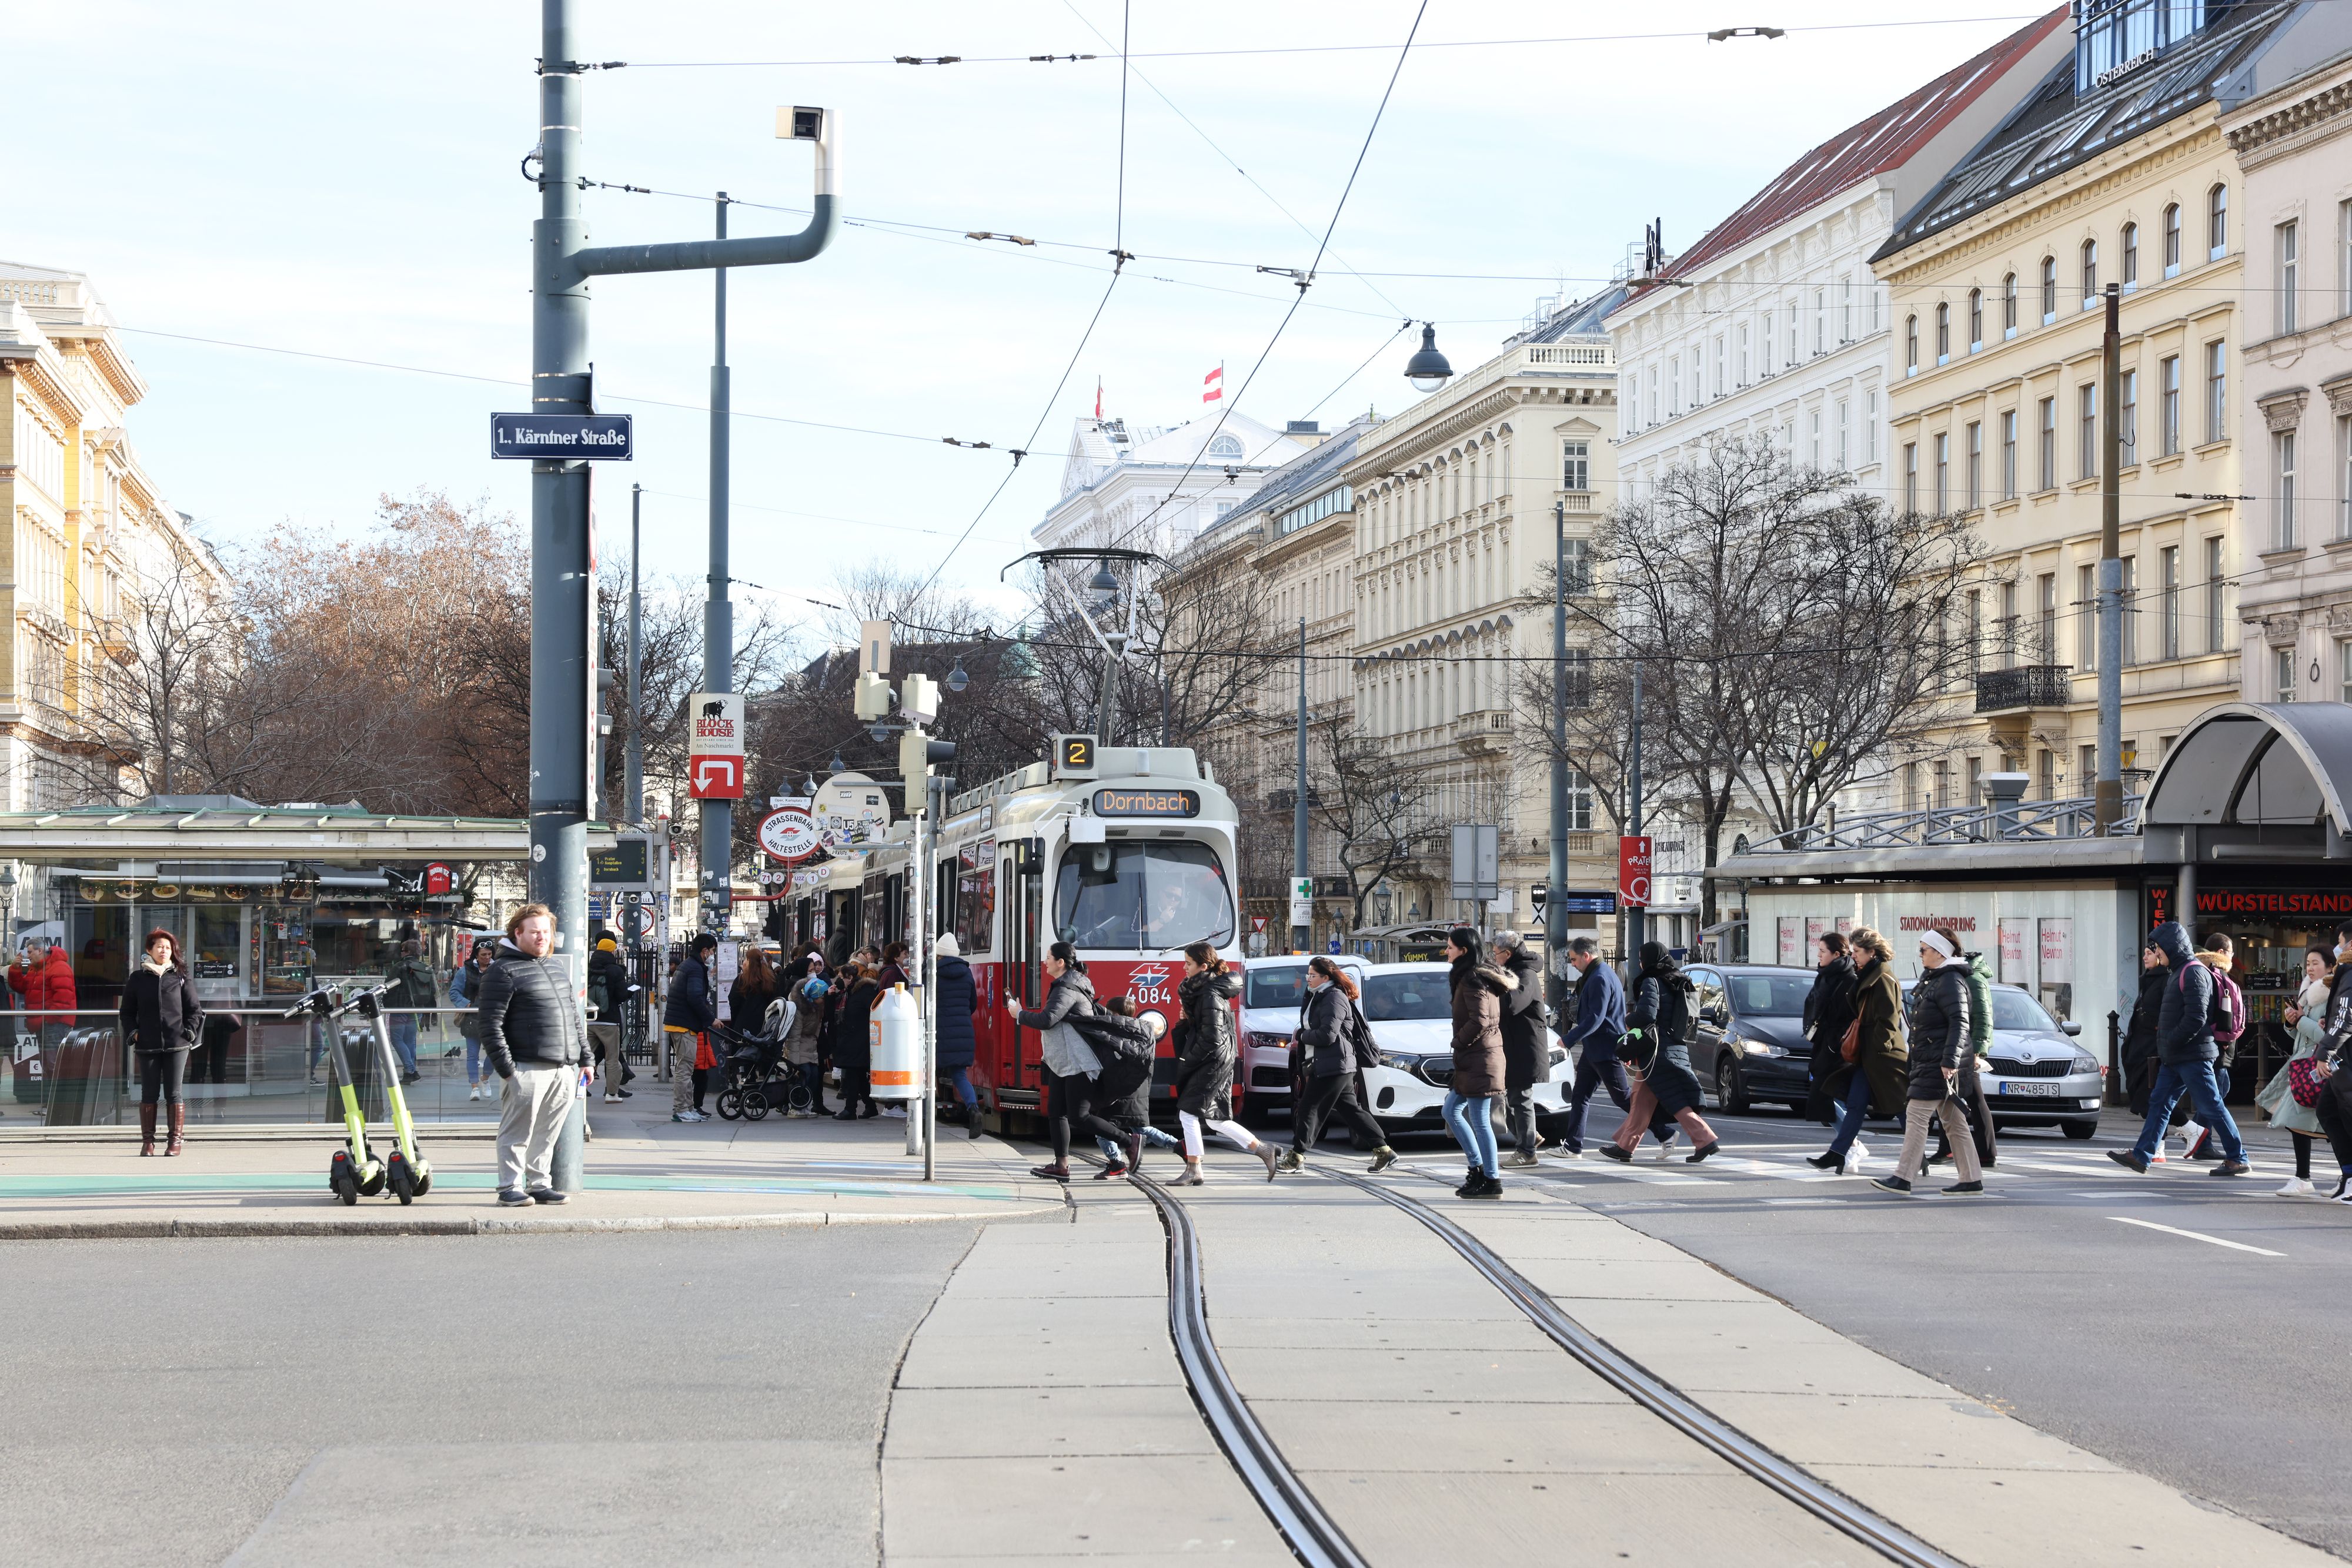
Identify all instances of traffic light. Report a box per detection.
[900,731,957,791]
[853,671,892,721]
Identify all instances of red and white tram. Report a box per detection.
[785,746,1245,1128]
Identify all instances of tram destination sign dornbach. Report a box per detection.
[1093,787,1200,818]
[490,413,634,460]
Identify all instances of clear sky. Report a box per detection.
[13,1,2042,629]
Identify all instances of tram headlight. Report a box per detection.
[1139,1009,1169,1039]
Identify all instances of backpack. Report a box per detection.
[2177,961,2241,1044]
[586,964,613,1018]
[1657,974,1699,1048]
[1345,995,1381,1071]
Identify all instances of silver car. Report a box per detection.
[1902,979,2103,1139]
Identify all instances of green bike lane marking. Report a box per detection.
[0,1172,1026,1201]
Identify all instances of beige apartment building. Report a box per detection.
[1873,2,2339,809]
[2223,48,2352,704]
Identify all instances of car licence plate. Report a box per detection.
[1998,1080,2062,1097]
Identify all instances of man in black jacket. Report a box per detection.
[1492,932,1551,1167]
[477,903,593,1205]
[664,934,719,1124]
[2112,921,2248,1175]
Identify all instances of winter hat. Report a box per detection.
[934,932,961,958]
[596,936,617,952]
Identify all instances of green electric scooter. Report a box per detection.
[286,981,433,1205]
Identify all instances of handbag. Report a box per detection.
[2288,1055,2330,1109]
[1839,1017,1861,1065]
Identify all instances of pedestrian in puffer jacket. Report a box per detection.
[932,935,984,1136]
[1444,928,1515,1197]
[475,904,592,1203]
[2114,921,2249,1174]
[1493,932,1552,1164]
[1877,927,1981,1195]
[1166,942,1277,1182]
[1605,942,1720,1166]
[1931,950,1999,1172]
[1802,935,1859,1125]
[1278,957,1395,1173]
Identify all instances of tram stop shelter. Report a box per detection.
[0,795,619,1131]
[1725,701,2352,1105]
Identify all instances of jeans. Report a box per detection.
[1443,1091,1499,1178]
[1825,1069,1873,1159]
[389,1015,419,1075]
[946,1065,977,1107]
[2132,1060,2246,1163]
[137,1048,188,1107]
[462,1029,485,1085]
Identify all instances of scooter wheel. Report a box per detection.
[333,1170,359,1206]
[744,1094,770,1122]
[716,1089,745,1121]
[389,1164,415,1206]
[413,1169,433,1196]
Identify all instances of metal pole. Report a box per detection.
[2094,282,2124,835]
[1548,501,1568,1014]
[703,193,734,931]
[923,774,944,1179]
[534,0,593,1192]
[626,482,644,825]
[1626,663,1643,961]
[908,768,926,1161]
[1292,616,1309,954]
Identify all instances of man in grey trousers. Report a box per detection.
[476,902,593,1206]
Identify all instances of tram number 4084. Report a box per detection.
[1127,965,1174,1008]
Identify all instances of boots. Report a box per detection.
[139,1104,158,1156]
[166,1103,186,1156]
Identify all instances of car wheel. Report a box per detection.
[2061,1118,2097,1141]
[1714,1057,1750,1115]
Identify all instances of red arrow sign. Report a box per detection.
[690,756,744,800]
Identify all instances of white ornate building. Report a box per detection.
[1033,407,1310,555]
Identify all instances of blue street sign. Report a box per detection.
[490,413,634,460]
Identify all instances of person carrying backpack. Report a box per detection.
[2180,934,2246,1161]
[2110,921,2251,1176]
[1279,957,1399,1174]
[1604,942,1720,1164]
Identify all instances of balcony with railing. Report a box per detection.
[1735,791,2141,857]
[1975,664,2074,712]
[1451,709,1513,755]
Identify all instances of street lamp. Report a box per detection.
[827,750,846,776]
[1404,323,1453,393]
[946,656,970,694]
[1088,560,1119,611]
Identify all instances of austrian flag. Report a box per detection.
[1201,363,1223,403]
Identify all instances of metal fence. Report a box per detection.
[1736,791,2145,857]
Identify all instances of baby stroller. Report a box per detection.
[711,1005,808,1120]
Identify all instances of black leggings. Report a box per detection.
[1046,1069,1126,1164]
[2318,1088,2352,1175]
[2293,1132,2313,1181]
[1295,1071,1386,1151]
[691,1066,709,1111]
[139,1049,189,1107]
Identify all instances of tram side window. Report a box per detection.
[954,839,996,956]
[1053,840,1235,951]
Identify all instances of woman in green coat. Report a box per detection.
[1807,927,1909,1175]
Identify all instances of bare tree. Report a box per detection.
[1308,719,1438,928]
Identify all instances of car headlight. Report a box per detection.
[1246,1032,1291,1052]
[1547,1044,1567,1068]
[1377,1051,1424,1072]
[1735,1036,1779,1057]
[2069,1054,2099,1075]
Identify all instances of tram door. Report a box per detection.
[1004,838,1045,1088]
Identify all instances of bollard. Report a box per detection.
[2104,1008,2123,1106]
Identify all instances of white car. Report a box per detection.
[1355,961,1573,1142]
[1236,954,1369,1123]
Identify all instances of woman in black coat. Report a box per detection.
[1874,927,1983,1196]
[1605,942,1719,1163]
[1281,957,1397,1173]
[931,934,985,1138]
[121,927,203,1156]
[831,963,883,1120]
[1170,941,1276,1182]
[1802,934,1859,1125]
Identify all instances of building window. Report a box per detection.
[2040,256,2057,322]
[1761,312,1773,376]
[2340,413,2352,541]
[1866,389,1879,462]
[1966,589,1983,675]
[1277,483,1353,536]
[1966,420,1982,510]
[1967,288,1983,350]
[1809,409,1822,470]
[2122,222,2139,289]
[1561,537,1592,594]
[2276,429,2298,551]
[2002,273,2018,336]
[1902,763,1920,811]
[2276,646,2297,703]
[1562,441,1589,492]
[2079,563,2099,670]
[2039,748,2056,801]
[1906,315,1919,375]
[2120,368,2137,464]
[2037,572,2058,661]
[2209,183,2229,261]
[2000,409,2018,498]
[1935,303,1950,364]
[1788,307,1798,369]
[1836,399,1850,466]
[1842,278,1854,342]
[2205,340,2226,443]
[1625,372,1640,431]
[1903,442,1919,511]
[2079,383,2099,480]
[2039,397,2057,490]
[2160,355,2180,455]
[2342,199,2352,319]
[2160,544,2180,660]
[1736,325,1750,386]
[2163,202,2182,276]
[1669,359,1681,417]
[2278,220,2300,335]
[2340,639,2352,704]
[2080,239,2099,306]
[2205,536,2226,654]
[2082,744,2098,792]
[1999,580,2019,666]
[1935,432,1950,512]
[1814,289,1826,355]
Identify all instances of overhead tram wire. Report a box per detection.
[1110,0,1430,554]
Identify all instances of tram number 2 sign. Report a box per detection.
[1052,733,1098,780]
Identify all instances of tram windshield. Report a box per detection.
[1053,840,1234,951]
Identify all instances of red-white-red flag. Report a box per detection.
[1202,363,1223,403]
[1094,377,1102,419]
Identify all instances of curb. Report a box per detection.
[0,1204,1071,1241]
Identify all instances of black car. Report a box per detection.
[1685,964,1820,1114]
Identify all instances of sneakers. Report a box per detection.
[1463,1173,1504,1200]
[526,1187,567,1205]
[2210,1160,2251,1177]
[673,1109,708,1124]
[1093,1161,1128,1181]
[1598,1144,1633,1164]
[1944,1180,1985,1195]
[2106,1149,2151,1174]
[1552,1145,1586,1159]
[496,1188,531,1207]
[1029,1164,1071,1182]
[466,1084,482,1101]
[1276,1148,1305,1172]
[2177,1120,2206,1156]
[1870,1175,1913,1195]
[880,1106,907,1119]
[2330,1172,2352,1201]
[1649,1139,1678,1162]
[2275,1178,2316,1198]
[1502,1149,1541,1169]
[1367,1146,1398,1173]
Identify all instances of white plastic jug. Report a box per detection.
[869,982,923,1099]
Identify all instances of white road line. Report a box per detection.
[2109,1216,2285,1256]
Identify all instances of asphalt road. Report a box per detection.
[1552,1105,2352,1559]
[0,1224,980,1568]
